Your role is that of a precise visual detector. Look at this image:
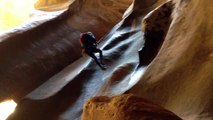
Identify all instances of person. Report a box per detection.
[79,32,106,70]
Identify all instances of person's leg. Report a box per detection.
[85,50,105,70]
[93,48,103,64]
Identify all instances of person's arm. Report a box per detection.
[94,39,98,46]
[88,32,98,46]
[91,35,97,46]
[81,49,86,56]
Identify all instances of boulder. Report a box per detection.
[82,94,182,120]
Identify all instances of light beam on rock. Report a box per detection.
[0,100,17,120]
[0,0,36,32]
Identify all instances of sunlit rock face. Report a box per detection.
[129,0,213,119]
[0,0,35,32]
[34,0,72,11]
[0,100,17,120]
[82,94,182,120]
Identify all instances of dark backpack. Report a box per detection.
[79,32,96,48]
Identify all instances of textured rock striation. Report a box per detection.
[82,94,182,120]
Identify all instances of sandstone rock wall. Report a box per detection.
[34,0,72,11]
[129,0,213,119]
[0,0,132,102]
[82,94,182,120]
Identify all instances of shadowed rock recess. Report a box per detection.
[138,1,173,66]
[1,0,212,120]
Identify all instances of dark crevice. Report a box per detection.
[138,1,174,66]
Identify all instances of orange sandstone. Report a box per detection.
[82,94,182,120]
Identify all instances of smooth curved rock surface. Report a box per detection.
[7,0,163,120]
[66,0,133,38]
[0,0,132,102]
[2,0,212,120]
[0,13,81,102]
[128,0,213,119]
